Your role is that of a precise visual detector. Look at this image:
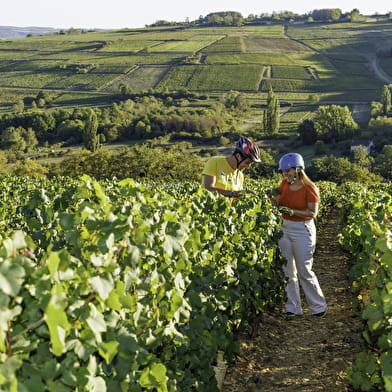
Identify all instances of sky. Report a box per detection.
[1,0,391,30]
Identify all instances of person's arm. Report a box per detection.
[271,195,280,206]
[270,185,282,206]
[291,202,319,218]
[203,174,239,198]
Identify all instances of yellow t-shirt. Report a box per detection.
[202,156,243,191]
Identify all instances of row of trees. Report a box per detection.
[50,143,205,181]
[306,154,384,184]
[370,85,392,117]
[5,137,386,185]
[0,108,100,153]
[261,87,362,142]
[259,88,360,141]
[0,91,246,155]
[2,84,391,183]
[4,86,377,154]
[246,145,388,185]
[1,95,384,183]
[149,8,385,27]
[294,85,392,182]
[12,139,386,184]
[366,84,392,152]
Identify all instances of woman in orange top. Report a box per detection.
[273,153,327,318]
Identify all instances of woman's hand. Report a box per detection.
[279,206,295,216]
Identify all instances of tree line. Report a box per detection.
[1,85,392,184]
[148,8,391,28]
[294,84,392,182]
[0,90,246,157]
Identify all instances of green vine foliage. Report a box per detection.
[0,175,337,391]
[339,182,392,391]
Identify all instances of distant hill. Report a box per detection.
[0,20,391,109]
[0,26,60,40]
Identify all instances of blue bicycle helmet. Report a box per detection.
[278,153,305,170]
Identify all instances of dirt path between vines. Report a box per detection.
[222,210,365,392]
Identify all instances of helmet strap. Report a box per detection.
[288,168,300,185]
[234,153,247,168]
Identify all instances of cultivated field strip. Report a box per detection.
[0,21,391,104]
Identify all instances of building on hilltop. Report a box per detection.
[350,139,374,154]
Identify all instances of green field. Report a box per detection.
[263,78,318,93]
[242,24,285,37]
[105,65,170,92]
[271,66,312,79]
[0,20,391,109]
[281,105,314,122]
[202,36,245,52]
[287,21,392,39]
[244,37,311,53]
[98,40,162,52]
[158,64,264,91]
[303,37,391,54]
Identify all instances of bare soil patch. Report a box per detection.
[222,210,364,392]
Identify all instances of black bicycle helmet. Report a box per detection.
[234,136,261,162]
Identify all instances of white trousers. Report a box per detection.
[278,219,327,315]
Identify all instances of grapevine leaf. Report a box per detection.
[22,374,45,391]
[118,178,136,188]
[0,260,25,297]
[376,234,392,253]
[45,304,71,356]
[0,329,5,353]
[47,252,60,280]
[59,213,75,230]
[362,303,384,332]
[164,319,182,338]
[90,276,114,300]
[92,180,109,206]
[106,233,115,250]
[133,222,149,245]
[86,304,107,335]
[2,231,27,257]
[127,245,141,266]
[139,362,168,392]
[381,249,392,270]
[97,341,120,364]
[0,305,22,329]
[170,292,184,322]
[67,338,88,360]
[106,290,121,312]
[46,379,70,392]
[87,353,98,375]
[382,284,392,315]
[0,355,23,383]
[381,351,392,391]
[133,302,143,326]
[87,375,107,392]
[185,228,202,253]
[163,233,183,258]
[90,254,106,267]
[41,358,57,380]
